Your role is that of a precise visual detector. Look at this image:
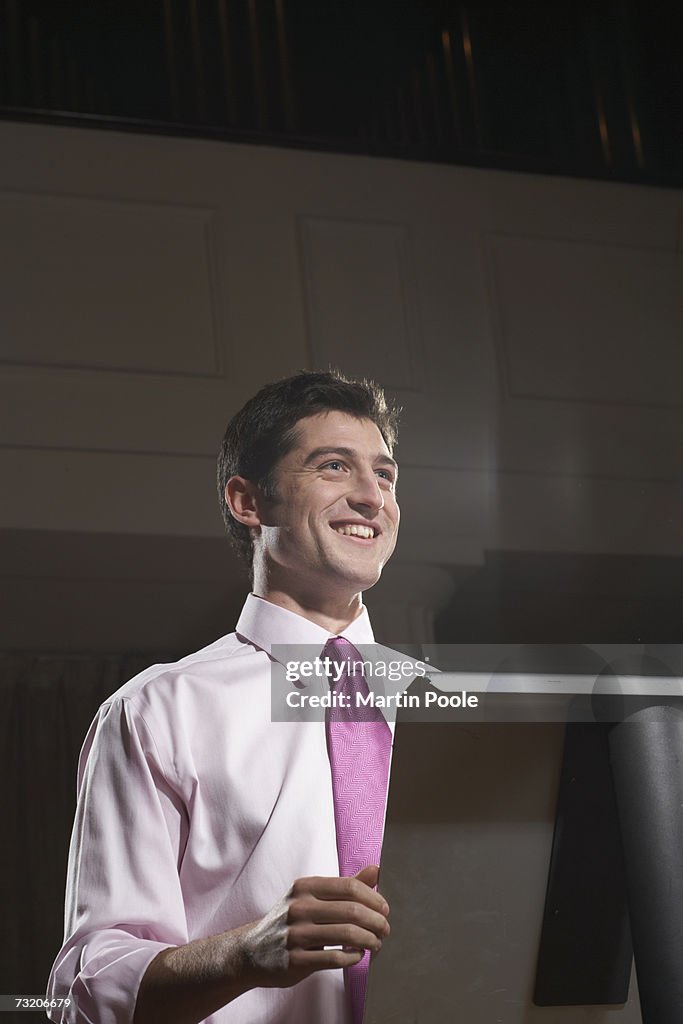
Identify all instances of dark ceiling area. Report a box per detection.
[0,0,681,187]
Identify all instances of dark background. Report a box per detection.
[1,0,681,187]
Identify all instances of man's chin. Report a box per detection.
[332,564,383,592]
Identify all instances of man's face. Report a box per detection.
[255,411,400,597]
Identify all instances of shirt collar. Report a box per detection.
[235,592,375,667]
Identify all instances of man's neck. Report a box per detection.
[252,587,365,635]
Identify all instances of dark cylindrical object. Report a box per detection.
[608,705,683,1024]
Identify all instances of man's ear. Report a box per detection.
[225,476,264,529]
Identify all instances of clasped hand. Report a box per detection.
[240,864,390,988]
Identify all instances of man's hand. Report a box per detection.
[135,865,389,1024]
[240,865,391,988]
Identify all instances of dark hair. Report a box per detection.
[216,369,400,571]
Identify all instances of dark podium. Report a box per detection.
[536,701,683,1023]
[364,644,683,1024]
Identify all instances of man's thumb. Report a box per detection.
[355,864,380,887]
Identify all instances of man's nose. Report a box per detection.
[348,468,385,512]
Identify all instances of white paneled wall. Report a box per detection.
[1,120,681,643]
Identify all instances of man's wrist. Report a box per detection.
[133,923,260,1024]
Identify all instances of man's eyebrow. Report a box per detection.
[302,446,399,473]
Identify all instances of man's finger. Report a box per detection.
[288,947,364,971]
[292,875,389,914]
[288,897,390,936]
[287,922,384,953]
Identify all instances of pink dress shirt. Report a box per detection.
[47,594,382,1024]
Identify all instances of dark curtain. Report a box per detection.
[0,652,164,1022]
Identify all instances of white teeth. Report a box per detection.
[334,524,375,539]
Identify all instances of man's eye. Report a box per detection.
[324,460,344,471]
[377,469,395,483]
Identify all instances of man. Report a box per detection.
[47,370,401,1024]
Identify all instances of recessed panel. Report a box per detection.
[0,192,221,375]
[489,233,683,407]
[299,217,422,391]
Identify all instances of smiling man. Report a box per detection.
[47,370,401,1024]
[229,409,399,629]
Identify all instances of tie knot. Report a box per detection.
[323,636,364,676]
[325,635,354,657]
[322,637,382,725]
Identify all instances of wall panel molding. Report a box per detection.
[0,189,229,379]
[0,364,235,458]
[486,230,683,410]
[298,215,424,393]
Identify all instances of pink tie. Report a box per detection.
[324,636,392,1024]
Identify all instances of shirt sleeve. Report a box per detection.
[46,696,190,1024]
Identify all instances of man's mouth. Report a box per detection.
[330,523,377,541]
